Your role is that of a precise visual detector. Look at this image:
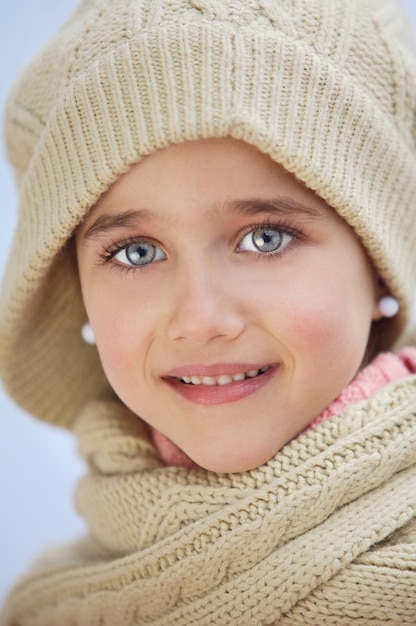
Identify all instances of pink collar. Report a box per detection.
[150,348,416,470]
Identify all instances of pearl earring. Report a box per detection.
[378,296,399,318]
[81,322,96,345]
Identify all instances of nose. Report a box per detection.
[166,263,245,344]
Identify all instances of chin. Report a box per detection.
[192,446,278,474]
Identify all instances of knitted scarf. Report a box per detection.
[2,357,416,625]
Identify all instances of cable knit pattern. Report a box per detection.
[2,371,416,625]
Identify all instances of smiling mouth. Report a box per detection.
[165,364,277,405]
[176,366,271,386]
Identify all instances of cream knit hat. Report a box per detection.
[1,0,416,428]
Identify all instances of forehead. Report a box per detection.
[84,137,332,221]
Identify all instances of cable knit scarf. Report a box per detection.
[2,352,416,625]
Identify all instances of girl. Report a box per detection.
[1,0,416,623]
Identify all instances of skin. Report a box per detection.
[76,137,382,473]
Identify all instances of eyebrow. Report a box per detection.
[230,198,323,220]
[80,209,153,242]
[80,198,324,243]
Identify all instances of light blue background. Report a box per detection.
[1,0,416,604]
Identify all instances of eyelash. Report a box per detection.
[98,221,304,273]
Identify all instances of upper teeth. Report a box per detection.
[179,367,269,386]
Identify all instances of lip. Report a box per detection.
[163,363,278,405]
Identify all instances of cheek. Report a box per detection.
[78,268,167,403]
[283,302,344,363]
[89,303,146,394]
[279,279,373,363]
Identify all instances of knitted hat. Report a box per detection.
[2,0,416,428]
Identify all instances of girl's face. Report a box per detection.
[76,138,381,472]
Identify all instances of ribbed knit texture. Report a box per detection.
[2,373,416,625]
[1,0,416,428]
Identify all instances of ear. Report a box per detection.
[371,277,387,321]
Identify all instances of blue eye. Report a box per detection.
[239,227,294,254]
[113,242,166,267]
